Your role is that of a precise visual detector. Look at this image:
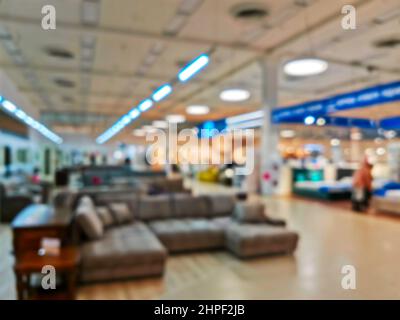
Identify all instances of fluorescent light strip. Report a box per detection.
[152,84,173,102]
[2,100,17,112]
[178,54,209,82]
[0,97,63,144]
[97,53,211,144]
[138,99,153,112]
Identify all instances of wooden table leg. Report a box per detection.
[67,270,77,299]
[15,271,25,300]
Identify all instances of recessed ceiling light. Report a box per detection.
[54,78,75,88]
[186,105,210,115]
[374,38,400,49]
[316,118,326,126]
[384,130,396,139]
[219,89,250,102]
[351,131,362,140]
[284,58,328,77]
[143,125,157,133]
[280,129,295,138]
[304,116,315,125]
[330,138,340,146]
[231,3,268,21]
[45,47,75,59]
[166,114,186,123]
[152,120,168,129]
[376,147,386,156]
[133,129,145,137]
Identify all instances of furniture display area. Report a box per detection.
[0,178,53,223]
[55,165,168,188]
[12,189,299,299]
[0,183,32,223]
[293,179,353,201]
[66,191,299,283]
[291,167,354,201]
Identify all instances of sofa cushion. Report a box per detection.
[95,192,139,216]
[148,218,226,252]
[232,201,267,223]
[225,222,298,258]
[108,202,133,224]
[81,222,167,270]
[96,206,114,227]
[138,194,173,221]
[172,194,210,218]
[75,198,104,240]
[207,194,235,217]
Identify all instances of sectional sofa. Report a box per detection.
[63,191,299,283]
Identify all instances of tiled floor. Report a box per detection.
[3,181,400,299]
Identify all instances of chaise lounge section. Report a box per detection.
[80,222,167,282]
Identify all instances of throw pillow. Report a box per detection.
[108,202,133,224]
[96,206,114,227]
[232,201,267,223]
[75,202,104,240]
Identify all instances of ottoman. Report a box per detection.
[225,222,299,258]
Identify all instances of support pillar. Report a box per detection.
[259,57,280,195]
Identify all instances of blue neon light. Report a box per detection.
[178,54,210,82]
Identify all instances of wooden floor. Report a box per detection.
[3,181,400,299]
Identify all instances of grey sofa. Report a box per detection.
[68,192,299,283]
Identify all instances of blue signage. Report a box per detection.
[272,80,400,123]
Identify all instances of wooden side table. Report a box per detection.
[14,247,80,300]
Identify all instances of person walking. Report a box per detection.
[352,157,373,212]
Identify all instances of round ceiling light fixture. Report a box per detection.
[384,130,396,139]
[152,120,168,129]
[351,131,362,141]
[186,105,210,115]
[283,58,328,77]
[280,129,295,138]
[304,115,315,125]
[133,129,145,137]
[376,147,386,156]
[219,88,250,102]
[166,114,186,123]
[330,138,340,146]
[316,118,326,126]
[142,125,158,133]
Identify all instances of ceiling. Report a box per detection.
[0,0,399,144]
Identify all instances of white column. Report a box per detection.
[259,57,280,195]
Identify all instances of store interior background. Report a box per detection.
[1,0,400,299]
